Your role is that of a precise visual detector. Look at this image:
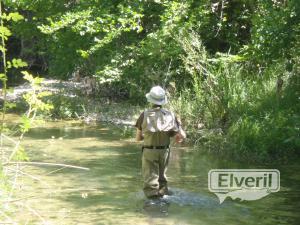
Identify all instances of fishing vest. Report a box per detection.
[142,108,179,146]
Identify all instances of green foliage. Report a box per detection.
[0,7,54,223]
[9,58,28,68]
[245,0,300,63]
[3,0,298,80]
[170,30,299,161]
[0,25,11,38]
[22,71,53,112]
[1,6,53,160]
[47,94,85,118]
[2,12,24,22]
[2,0,299,161]
[19,114,31,132]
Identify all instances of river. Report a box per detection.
[5,118,300,225]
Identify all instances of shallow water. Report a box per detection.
[5,118,300,225]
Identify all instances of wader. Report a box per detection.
[140,108,178,198]
[142,146,170,198]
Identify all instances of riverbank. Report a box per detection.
[1,78,141,124]
[2,77,299,163]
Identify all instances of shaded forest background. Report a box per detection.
[1,0,299,161]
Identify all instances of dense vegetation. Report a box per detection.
[1,0,299,161]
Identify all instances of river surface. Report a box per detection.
[6,118,300,225]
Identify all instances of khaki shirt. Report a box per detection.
[135,107,181,146]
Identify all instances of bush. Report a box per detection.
[170,31,300,162]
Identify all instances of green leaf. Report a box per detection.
[37,91,52,98]
[0,73,7,81]
[77,50,89,59]
[1,13,8,20]
[0,26,12,37]
[7,61,12,69]
[6,102,16,109]
[20,115,31,133]
[21,71,34,83]
[0,46,6,53]
[33,76,44,85]
[12,58,28,68]
[7,12,24,22]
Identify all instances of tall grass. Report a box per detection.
[170,32,300,162]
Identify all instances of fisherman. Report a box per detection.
[135,86,186,199]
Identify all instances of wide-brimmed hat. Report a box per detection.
[146,86,168,105]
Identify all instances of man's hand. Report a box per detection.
[175,133,184,143]
[175,127,186,144]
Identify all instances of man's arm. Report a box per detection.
[174,116,186,143]
[136,129,144,141]
[134,112,144,141]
